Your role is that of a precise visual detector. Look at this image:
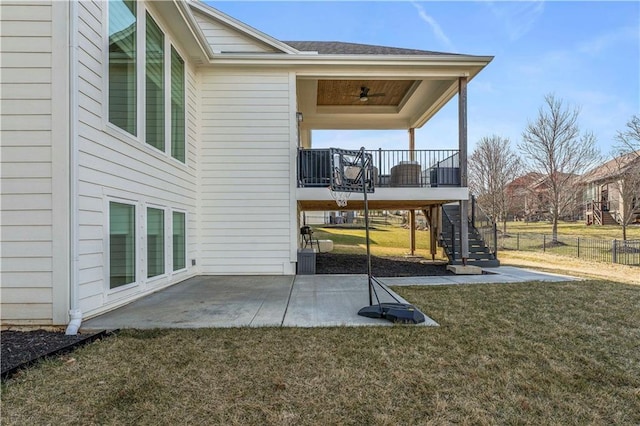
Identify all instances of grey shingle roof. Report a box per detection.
[283,41,456,56]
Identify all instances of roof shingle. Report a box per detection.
[283,41,456,56]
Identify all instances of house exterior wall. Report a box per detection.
[1,1,69,325]
[192,11,277,54]
[199,68,297,274]
[73,1,199,318]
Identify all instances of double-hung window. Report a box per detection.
[108,0,186,163]
[109,202,136,289]
[145,13,164,151]
[172,211,186,271]
[108,0,137,135]
[147,207,165,278]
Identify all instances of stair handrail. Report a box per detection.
[440,206,456,262]
[469,195,498,255]
[592,201,603,225]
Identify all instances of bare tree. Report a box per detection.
[519,94,600,243]
[616,114,640,156]
[469,135,522,235]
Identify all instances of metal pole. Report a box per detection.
[361,147,373,306]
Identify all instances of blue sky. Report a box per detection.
[208,1,639,155]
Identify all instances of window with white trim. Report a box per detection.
[172,211,186,271]
[109,201,136,288]
[108,0,137,135]
[107,1,186,163]
[147,207,165,278]
[145,12,165,151]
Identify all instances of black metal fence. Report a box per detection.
[298,148,460,188]
[500,233,640,266]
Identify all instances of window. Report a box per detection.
[147,207,165,278]
[171,47,185,162]
[145,13,164,151]
[108,0,137,135]
[110,202,136,288]
[173,211,186,271]
[107,3,186,162]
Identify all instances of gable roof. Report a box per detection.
[188,1,300,55]
[581,151,640,184]
[283,41,457,56]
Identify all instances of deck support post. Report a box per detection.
[458,77,469,264]
[408,128,416,256]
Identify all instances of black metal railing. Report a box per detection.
[297,148,461,188]
[500,233,640,266]
[470,195,498,256]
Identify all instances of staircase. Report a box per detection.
[440,204,500,268]
[600,211,618,225]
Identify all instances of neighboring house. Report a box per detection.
[581,151,640,226]
[0,1,492,329]
[505,172,581,222]
[504,172,542,221]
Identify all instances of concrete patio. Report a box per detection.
[81,267,579,331]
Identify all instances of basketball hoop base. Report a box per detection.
[358,303,426,324]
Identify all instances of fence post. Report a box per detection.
[493,222,498,255]
[543,235,546,253]
[577,238,580,258]
[517,233,520,251]
[612,239,617,264]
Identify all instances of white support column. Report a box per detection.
[408,128,416,255]
[458,77,469,263]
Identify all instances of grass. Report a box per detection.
[312,224,446,258]
[2,281,639,424]
[498,251,639,285]
[505,220,640,240]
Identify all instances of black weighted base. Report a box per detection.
[358,303,426,324]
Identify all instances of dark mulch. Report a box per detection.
[316,253,452,276]
[1,330,108,381]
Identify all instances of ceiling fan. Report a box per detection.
[355,86,385,102]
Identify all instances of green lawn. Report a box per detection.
[505,220,640,240]
[312,224,445,258]
[2,281,639,424]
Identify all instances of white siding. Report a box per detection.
[74,1,199,318]
[0,1,61,325]
[199,69,295,275]
[192,11,277,54]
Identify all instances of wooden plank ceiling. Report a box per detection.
[317,80,416,106]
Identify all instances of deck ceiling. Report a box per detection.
[317,80,417,107]
[297,76,460,131]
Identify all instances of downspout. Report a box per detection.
[66,0,82,334]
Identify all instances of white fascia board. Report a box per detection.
[187,0,300,54]
[207,53,493,69]
[175,0,216,60]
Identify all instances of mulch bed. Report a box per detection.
[1,330,110,381]
[316,253,452,276]
[1,254,448,380]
